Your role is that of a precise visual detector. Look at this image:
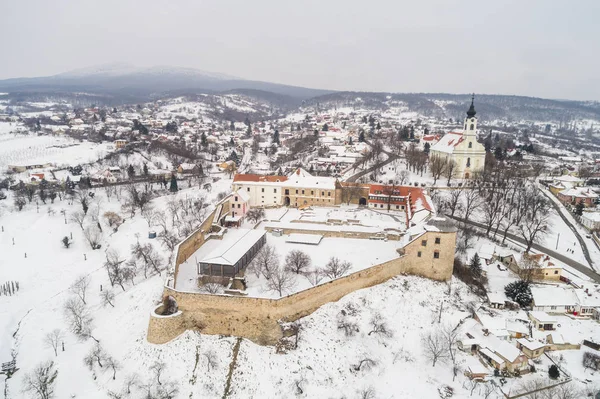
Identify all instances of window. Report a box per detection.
[247,187,250,192]
[237,204,241,208]
[550,306,557,310]
[421,240,427,247]
[554,270,558,274]
[417,251,422,258]
[435,237,441,244]
[274,189,277,193]
[322,191,324,196]
[468,142,472,148]
[470,124,474,130]
[285,189,289,195]
[311,190,314,195]
[302,190,305,194]
[296,190,298,194]
[234,196,238,201]
[466,157,471,167]
[433,251,440,259]
[261,188,264,193]
[396,205,399,209]
[328,192,331,197]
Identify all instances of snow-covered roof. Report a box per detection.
[517,338,546,351]
[531,286,579,307]
[234,188,250,203]
[429,132,464,154]
[200,229,265,266]
[285,234,323,245]
[285,167,336,190]
[528,311,557,324]
[479,348,505,366]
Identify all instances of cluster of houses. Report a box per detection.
[456,241,600,379]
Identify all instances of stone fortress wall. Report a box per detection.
[149,204,456,345]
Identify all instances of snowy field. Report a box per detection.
[0,122,112,174]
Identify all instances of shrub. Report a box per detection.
[548,364,559,379]
[504,280,532,308]
[452,257,486,296]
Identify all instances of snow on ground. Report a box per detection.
[1,179,238,398]
[0,125,112,173]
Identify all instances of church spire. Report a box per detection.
[466,93,476,118]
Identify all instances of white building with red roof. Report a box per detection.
[429,96,486,179]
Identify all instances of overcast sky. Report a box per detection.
[2,0,599,100]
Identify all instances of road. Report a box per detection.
[538,187,595,269]
[344,140,400,182]
[447,215,600,284]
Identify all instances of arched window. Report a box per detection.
[470,124,474,130]
[468,142,472,148]
[464,124,467,130]
[466,157,471,167]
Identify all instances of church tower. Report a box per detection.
[463,94,477,138]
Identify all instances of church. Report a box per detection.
[429,96,487,179]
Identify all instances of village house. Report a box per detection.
[114,139,127,149]
[429,96,486,179]
[581,212,600,231]
[528,311,557,331]
[225,189,250,227]
[177,163,201,175]
[462,321,530,374]
[515,338,546,359]
[556,186,599,207]
[531,286,578,314]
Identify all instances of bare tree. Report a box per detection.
[421,329,448,367]
[202,350,218,372]
[441,323,459,364]
[131,242,163,278]
[445,189,463,217]
[105,356,120,380]
[84,342,106,369]
[444,159,458,185]
[104,249,126,290]
[100,289,116,307]
[519,188,552,252]
[83,226,102,250]
[149,361,166,385]
[429,154,447,185]
[201,282,224,295]
[123,373,139,394]
[368,313,392,338]
[304,267,325,286]
[353,357,377,372]
[285,250,311,274]
[70,210,86,230]
[341,184,363,205]
[461,189,482,223]
[395,169,410,186]
[63,297,97,342]
[357,386,377,399]
[323,257,351,279]
[248,244,278,279]
[22,360,58,399]
[337,318,359,337]
[70,275,90,305]
[266,264,297,297]
[44,329,64,357]
[245,208,265,224]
